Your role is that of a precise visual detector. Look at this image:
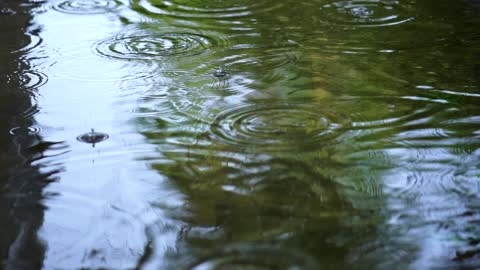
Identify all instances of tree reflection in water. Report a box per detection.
[0,1,64,269]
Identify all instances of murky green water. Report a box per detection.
[1,0,479,269]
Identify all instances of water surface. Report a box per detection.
[1,0,479,269]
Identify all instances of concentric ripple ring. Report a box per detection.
[5,71,48,90]
[52,0,122,15]
[94,28,228,60]
[210,103,350,149]
[9,126,42,136]
[132,0,285,19]
[318,0,415,27]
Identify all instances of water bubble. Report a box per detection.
[52,0,122,15]
[210,103,350,150]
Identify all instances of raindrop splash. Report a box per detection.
[76,129,109,147]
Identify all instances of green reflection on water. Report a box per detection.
[118,1,480,269]
[5,0,475,268]
[124,0,480,268]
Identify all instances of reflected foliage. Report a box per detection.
[1,0,479,268]
[129,0,480,268]
[0,1,62,269]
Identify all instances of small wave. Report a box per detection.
[188,244,319,270]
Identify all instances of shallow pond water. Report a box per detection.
[1,0,479,269]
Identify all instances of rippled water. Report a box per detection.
[1,0,480,269]
[52,0,123,14]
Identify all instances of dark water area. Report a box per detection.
[0,0,479,269]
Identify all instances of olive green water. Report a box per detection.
[1,0,479,269]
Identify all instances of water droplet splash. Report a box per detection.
[77,129,109,147]
[213,67,228,78]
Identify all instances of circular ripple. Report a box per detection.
[19,104,40,120]
[6,71,48,90]
[94,28,228,60]
[306,37,397,55]
[211,103,350,149]
[132,0,284,19]
[11,33,42,54]
[189,244,318,270]
[9,126,42,136]
[52,0,121,15]
[318,0,414,27]
[227,47,301,70]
